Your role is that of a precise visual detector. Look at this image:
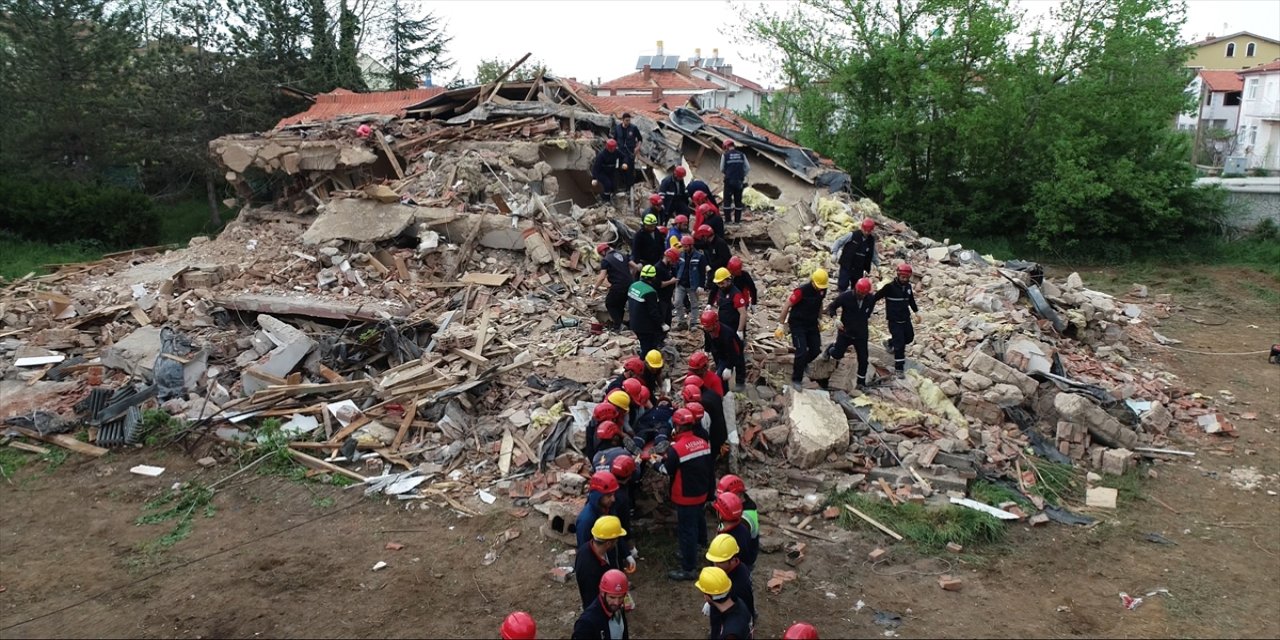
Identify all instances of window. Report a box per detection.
[1249,125,1258,146]
[1246,42,1256,57]
[1206,91,1214,106]
[1226,43,1236,57]
[1225,91,1242,106]
[1247,78,1260,99]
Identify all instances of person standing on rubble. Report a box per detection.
[697,225,732,286]
[657,249,680,327]
[874,263,918,377]
[659,166,691,217]
[592,139,629,203]
[695,567,753,640]
[573,569,631,640]
[726,257,758,309]
[705,534,757,625]
[708,268,750,344]
[698,203,727,240]
[832,218,878,291]
[719,140,750,224]
[594,243,634,333]
[631,214,666,269]
[576,515,629,609]
[660,407,713,581]
[628,265,667,356]
[613,113,643,177]
[673,236,705,330]
[688,351,725,397]
[776,269,830,390]
[824,277,877,388]
[700,310,747,391]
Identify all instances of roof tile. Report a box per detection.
[599,69,721,91]
[276,87,446,128]
[1199,69,1244,92]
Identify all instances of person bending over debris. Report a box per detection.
[500,611,537,640]
[688,179,719,210]
[688,351,725,398]
[592,139,628,203]
[586,401,624,463]
[659,166,691,216]
[642,350,666,397]
[726,257,758,308]
[700,310,747,391]
[832,218,878,291]
[577,471,621,547]
[695,567,752,640]
[645,193,667,226]
[695,379,728,463]
[606,356,646,394]
[824,277,877,388]
[719,139,750,224]
[631,215,665,268]
[594,243,634,332]
[705,533,757,624]
[575,515,630,610]
[776,269,830,390]
[873,263,918,377]
[698,203,726,240]
[573,569,631,640]
[660,407,713,581]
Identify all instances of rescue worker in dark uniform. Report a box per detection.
[605,356,646,394]
[824,276,877,388]
[591,139,628,203]
[708,268,749,340]
[628,265,666,356]
[706,534,757,625]
[594,243,633,332]
[713,492,758,570]
[874,263,919,377]
[719,139,750,223]
[575,514,626,609]
[644,193,667,226]
[700,309,747,391]
[612,112,643,188]
[659,165,691,217]
[696,567,752,640]
[573,569,631,639]
[688,179,719,209]
[726,257,757,307]
[696,225,732,285]
[631,214,665,268]
[776,269,829,390]
[698,203,726,240]
[833,218,877,291]
[660,407,713,581]
[657,248,680,326]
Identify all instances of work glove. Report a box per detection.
[622,164,630,171]
[662,324,670,332]
[774,324,787,339]
[736,331,744,341]
[836,320,844,332]
[702,602,711,617]
[591,179,599,187]
[624,554,637,573]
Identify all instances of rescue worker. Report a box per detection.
[726,257,758,308]
[573,569,630,640]
[605,356,646,394]
[500,612,537,640]
[673,235,705,330]
[575,514,627,609]
[713,492,758,570]
[609,454,639,562]
[688,351,725,397]
[612,113,643,171]
[657,248,680,326]
[783,622,820,639]
[644,193,667,226]
[824,277,877,388]
[695,567,752,640]
[706,534,756,624]
[591,139,628,203]
[719,139,750,224]
[660,407,713,581]
[698,378,728,462]
[832,218,877,291]
[715,474,759,554]
[592,421,628,473]
[631,214,665,268]
[873,263,918,377]
[658,165,691,216]
[665,214,690,247]
[688,178,719,209]
[698,203,726,240]
[576,471,620,549]
[708,268,749,341]
[585,401,623,463]
[642,350,665,398]
[775,269,829,390]
[681,385,711,442]
[628,265,667,356]
[697,228,732,292]
[700,310,747,391]
[593,243,633,333]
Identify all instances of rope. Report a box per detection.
[865,557,955,577]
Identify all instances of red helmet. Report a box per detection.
[623,356,645,376]
[688,351,709,371]
[500,612,537,640]
[673,407,695,426]
[636,385,651,406]
[692,191,708,204]
[694,224,714,240]
[674,166,687,178]
[600,569,629,595]
[699,309,719,329]
[657,225,668,236]
[649,194,663,206]
[680,235,695,248]
[860,218,875,233]
[686,402,705,422]
[897,263,913,277]
[783,622,819,640]
[596,243,610,256]
[605,139,618,151]
[610,454,636,480]
[717,474,746,496]
[674,214,689,225]
[684,374,704,388]
[596,420,621,442]
[855,277,873,295]
[727,256,743,276]
[696,203,713,218]
[593,402,620,423]
[589,470,619,494]
[714,491,744,522]
[664,248,680,262]
[681,384,701,404]
[622,378,645,403]
[722,139,735,149]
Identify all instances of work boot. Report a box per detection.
[790,380,803,391]
[896,369,905,379]
[668,569,697,581]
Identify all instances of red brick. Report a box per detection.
[868,547,888,562]
[385,542,404,551]
[550,567,574,583]
[938,575,963,591]
[822,506,840,520]
[946,542,963,554]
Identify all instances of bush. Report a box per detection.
[0,177,160,249]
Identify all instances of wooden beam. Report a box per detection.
[10,427,108,457]
[843,504,904,541]
[287,447,368,482]
[8,441,50,455]
[392,397,419,451]
[376,134,405,179]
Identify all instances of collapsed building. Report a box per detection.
[0,67,1233,538]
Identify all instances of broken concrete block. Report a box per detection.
[1101,448,1132,476]
[966,352,1038,398]
[301,199,415,245]
[1085,486,1118,509]
[981,383,1024,406]
[1139,401,1172,433]
[1004,335,1054,375]
[958,392,1002,425]
[785,390,849,469]
[946,542,963,553]
[751,488,781,513]
[1054,393,1140,449]
[762,424,790,446]
[240,315,316,395]
[868,547,888,562]
[1029,513,1050,526]
[960,371,993,391]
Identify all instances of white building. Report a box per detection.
[595,42,768,116]
[1177,70,1243,133]
[1237,60,1280,171]
[684,47,768,114]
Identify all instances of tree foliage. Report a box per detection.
[474,56,551,85]
[744,0,1208,250]
[379,0,452,90]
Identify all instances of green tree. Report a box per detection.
[333,0,366,90]
[306,0,337,90]
[474,56,549,85]
[379,0,452,90]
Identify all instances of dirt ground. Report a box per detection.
[1,266,1277,639]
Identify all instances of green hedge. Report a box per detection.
[0,177,160,249]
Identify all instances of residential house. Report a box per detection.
[684,47,768,113]
[1236,60,1280,170]
[1187,31,1280,70]
[594,42,769,115]
[1177,70,1244,133]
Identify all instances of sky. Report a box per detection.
[416,0,1280,89]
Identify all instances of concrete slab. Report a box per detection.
[785,390,850,469]
[302,199,416,245]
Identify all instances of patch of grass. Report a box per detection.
[311,495,335,509]
[0,236,103,280]
[155,197,233,245]
[969,479,1032,509]
[140,409,187,447]
[135,481,216,550]
[1244,282,1280,305]
[0,447,32,480]
[1024,458,1082,506]
[38,448,70,475]
[1099,467,1146,506]
[829,491,1005,552]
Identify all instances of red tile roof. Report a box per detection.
[1199,69,1244,92]
[599,69,720,92]
[704,109,799,149]
[580,94,705,121]
[698,68,767,93]
[1239,60,1280,75]
[275,87,446,128]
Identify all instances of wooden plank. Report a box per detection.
[469,309,492,376]
[459,272,511,286]
[326,414,372,444]
[498,429,514,476]
[392,397,419,451]
[877,478,901,505]
[8,441,50,455]
[908,466,933,494]
[843,504,904,541]
[317,364,345,384]
[454,348,490,366]
[261,380,370,397]
[377,134,405,179]
[10,427,108,457]
[25,364,54,387]
[394,255,410,281]
[287,447,368,482]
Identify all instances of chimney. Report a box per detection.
[642,64,651,81]
[652,86,662,101]
[656,40,664,58]
[695,47,702,65]
[713,48,719,60]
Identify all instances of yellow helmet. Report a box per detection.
[669,236,682,249]
[811,268,829,289]
[591,515,627,541]
[713,267,731,283]
[705,533,740,563]
[695,566,733,597]
[645,350,664,369]
[607,390,631,411]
